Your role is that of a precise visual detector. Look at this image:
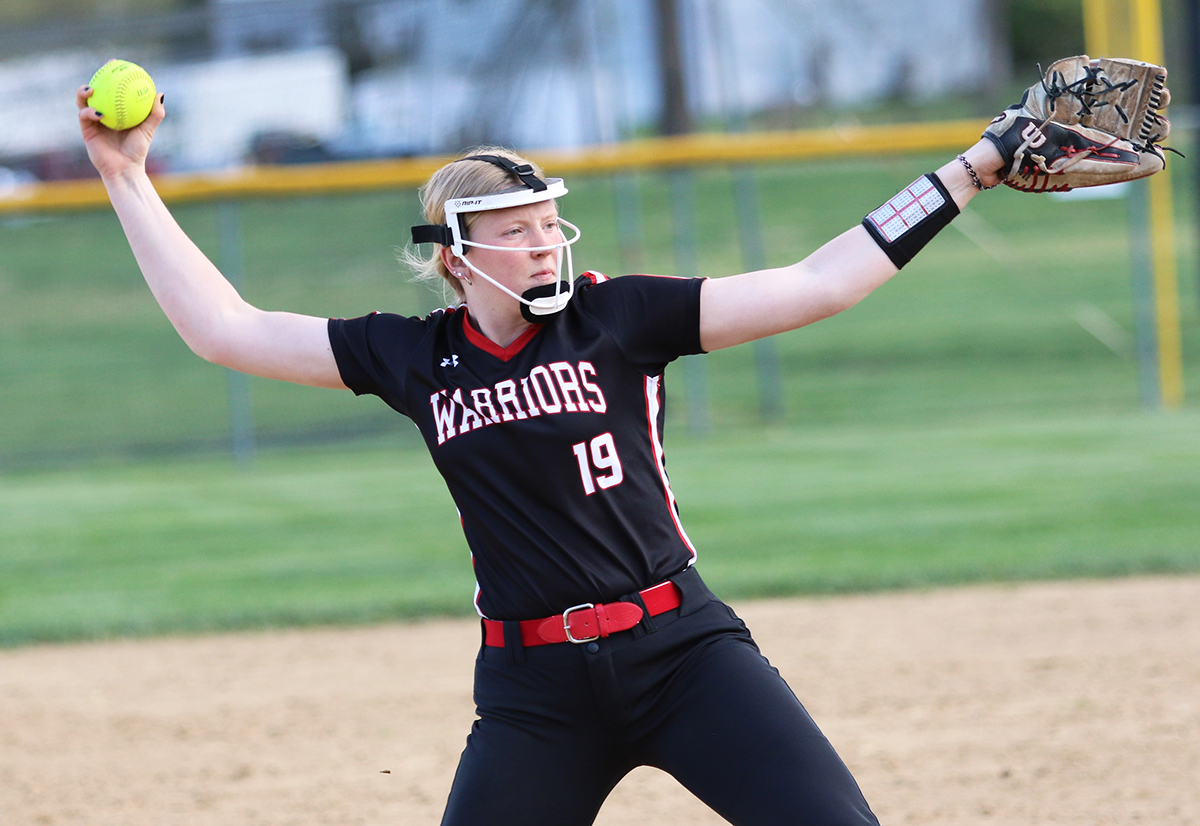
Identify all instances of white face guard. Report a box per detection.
[411,158,583,320]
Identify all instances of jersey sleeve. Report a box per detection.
[579,275,705,370]
[327,312,429,415]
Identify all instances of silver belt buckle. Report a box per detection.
[562,603,600,644]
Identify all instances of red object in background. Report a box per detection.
[14,149,168,182]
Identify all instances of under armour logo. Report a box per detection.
[441,355,459,368]
[1021,122,1047,149]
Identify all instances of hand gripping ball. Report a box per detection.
[88,60,156,131]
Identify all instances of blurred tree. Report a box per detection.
[330,0,374,76]
[1005,0,1085,70]
[654,0,690,135]
[0,0,199,24]
[1172,0,1196,104]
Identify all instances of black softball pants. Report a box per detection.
[439,567,880,826]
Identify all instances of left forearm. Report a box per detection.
[698,141,1004,352]
[698,225,893,352]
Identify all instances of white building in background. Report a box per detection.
[0,48,350,173]
[152,48,349,169]
[0,52,108,161]
[331,0,1003,157]
[0,0,1002,172]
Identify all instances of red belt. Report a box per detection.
[483,580,682,647]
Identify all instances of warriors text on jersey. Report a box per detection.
[328,273,706,620]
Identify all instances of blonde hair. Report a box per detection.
[402,146,549,304]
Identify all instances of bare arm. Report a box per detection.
[78,87,347,389]
[699,140,1004,352]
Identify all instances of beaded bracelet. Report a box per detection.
[957,154,999,190]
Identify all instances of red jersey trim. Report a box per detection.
[461,308,542,362]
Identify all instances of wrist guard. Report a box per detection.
[862,173,959,269]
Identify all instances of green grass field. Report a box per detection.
[1,152,1198,645]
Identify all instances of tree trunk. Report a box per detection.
[654,0,690,135]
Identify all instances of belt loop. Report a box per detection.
[625,593,655,636]
[502,620,526,665]
[671,566,712,617]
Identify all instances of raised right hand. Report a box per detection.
[77,84,166,181]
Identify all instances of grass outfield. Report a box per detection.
[2,409,1199,646]
[1,151,1198,644]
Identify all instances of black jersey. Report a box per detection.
[328,273,706,620]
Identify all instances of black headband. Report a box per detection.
[410,223,454,246]
[457,154,548,192]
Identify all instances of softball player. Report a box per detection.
[78,87,1006,825]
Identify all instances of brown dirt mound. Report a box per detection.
[2,575,1197,825]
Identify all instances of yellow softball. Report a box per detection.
[88,60,156,131]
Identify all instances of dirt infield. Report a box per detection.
[2,575,1198,826]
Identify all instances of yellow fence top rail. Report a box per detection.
[0,119,987,214]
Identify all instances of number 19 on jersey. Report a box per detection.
[572,433,624,495]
